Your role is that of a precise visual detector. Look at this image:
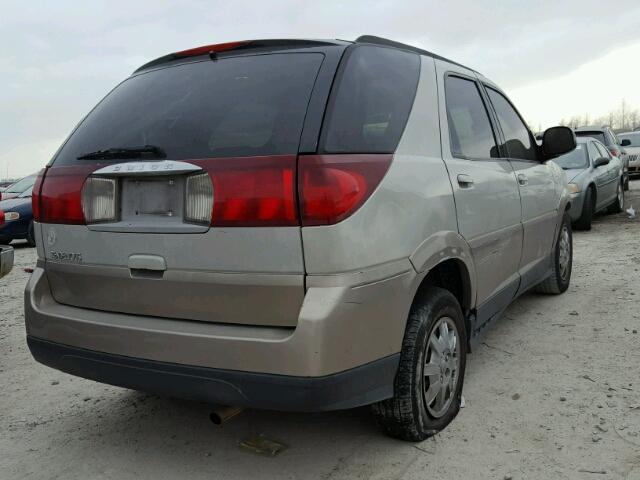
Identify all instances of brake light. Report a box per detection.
[175,41,249,58]
[0,210,4,226]
[609,147,620,157]
[299,154,392,226]
[37,165,95,224]
[32,168,46,221]
[191,156,297,227]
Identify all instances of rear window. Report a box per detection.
[575,131,605,144]
[53,53,324,165]
[320,45,420,153]
[551,144,588,169]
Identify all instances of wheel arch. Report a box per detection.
[409,232,476,314]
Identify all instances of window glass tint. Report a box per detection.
[54,53,324,164]
[5,175,36,193]
[486,88,537,161]
[575,131,605,144]
[444,76,498,159]
[552,144,588,169]
[321,45,419,153]
[619,133,640,146]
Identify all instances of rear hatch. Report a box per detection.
[35,45,341,328]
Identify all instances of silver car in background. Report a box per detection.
[553,137,624,230]
[619,131,640,177]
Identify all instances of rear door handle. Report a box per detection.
[517,173,528,186]
[457,174,474,188]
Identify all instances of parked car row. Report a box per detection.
[6,35,633,441]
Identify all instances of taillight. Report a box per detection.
[32,168,46,221]
[610,147,620,157]
[298,154,392,226]
[190,156,297,227]
[185,173,214,224]
[81,177,117,223]
[37,165,96,224]
[0,210,5,226]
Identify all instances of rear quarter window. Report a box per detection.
[53,53,324,164]
[319,45,420,153]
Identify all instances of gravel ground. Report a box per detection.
[1,183,639,480]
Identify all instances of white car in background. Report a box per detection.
[619,132,640,177]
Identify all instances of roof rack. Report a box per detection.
[354,35,478,73]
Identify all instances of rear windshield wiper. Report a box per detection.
[77,145,166,160]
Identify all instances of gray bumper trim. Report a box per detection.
[27,336,399,412]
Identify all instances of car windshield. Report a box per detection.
[619,133,640,146]
[551,144,588,169]
[575,131,605,143]
[5,175,36,193]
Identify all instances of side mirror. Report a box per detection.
[542,126,576,159]
[594,157,610,168]
[621,139,631,147]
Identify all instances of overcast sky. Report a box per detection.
[2,0,640,178]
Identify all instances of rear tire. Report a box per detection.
[607,181,624,214]
[573,187,594,231]
[536,213,572,294]
[371,287,467,441]
[26,222,36,247]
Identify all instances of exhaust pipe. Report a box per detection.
[210,405,244,425]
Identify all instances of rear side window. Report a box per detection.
[486,88,537,161]
[5,175,36,193]
[53,53,324,164]
[320,45,419,153]
[445,76,498,159]
[575,131,606,144]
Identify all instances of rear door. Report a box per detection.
[594,141,619,205]
[482,85,558,291]
[37,48,342,328]
[435,61,523,325]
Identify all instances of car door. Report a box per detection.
[435,61,522,328]
[483,85,558,292]
[594,141,619,205]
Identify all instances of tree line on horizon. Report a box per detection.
[557,99,639,133]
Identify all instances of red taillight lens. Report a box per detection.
[610,147,620,157]
[175,41,249,58]
[32,168,46,222]
[37,165,96,224]
[299,154,392,226]
[0,210,5,226]
[190,156,298,227]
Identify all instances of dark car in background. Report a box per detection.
[574,126,629,190]
[0,174,37,201]
[0,186,35,246]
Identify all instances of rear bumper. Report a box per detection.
[27,336,399,412]
[25,260,416,410]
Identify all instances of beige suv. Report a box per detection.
[25,36,576,440]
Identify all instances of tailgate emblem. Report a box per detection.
[47,229,57,246]
[50,251,83,264]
